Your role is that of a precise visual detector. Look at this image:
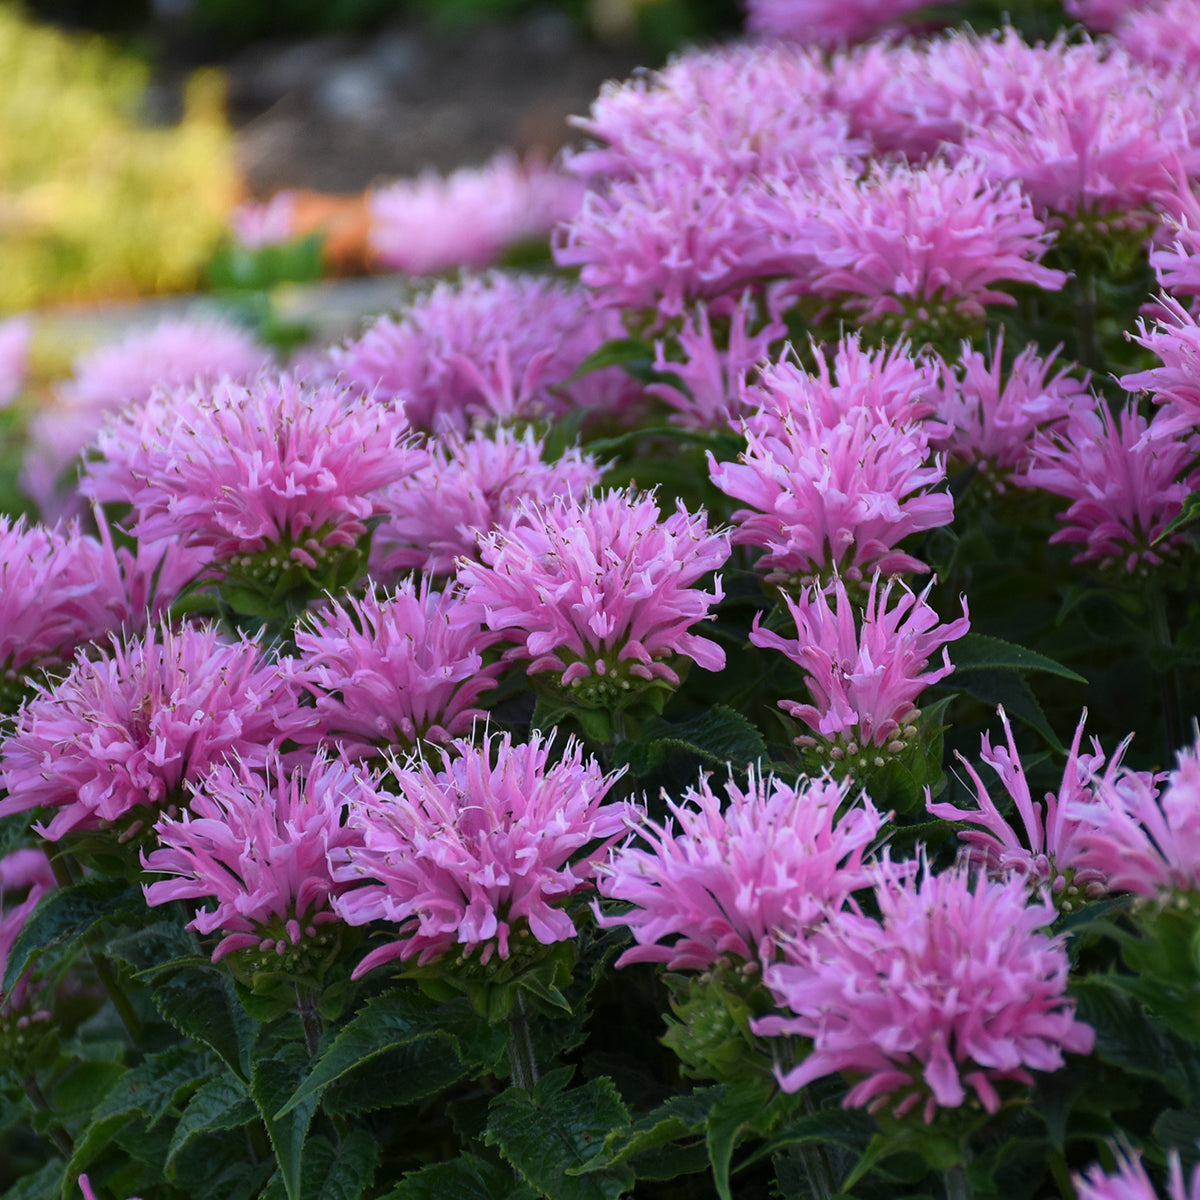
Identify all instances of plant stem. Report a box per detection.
[22,1076,73,1158]
[1074,263,1100,373]
[944,1159,973,1200]
[797,1093,835,1200]
[507,991,539,1092]
[296,985,322,1058]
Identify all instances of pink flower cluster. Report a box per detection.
[456,489,729,700]
[598,769,884,971]
[754,865,1095,1120]
[744,0,950,45]
[332,732,628,972]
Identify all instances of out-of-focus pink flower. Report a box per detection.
[761,158,1065,332]
[0,623,298,841]
[231,191,297,249]
[0,316,30,409]
[332,732,628,973]
[933,335,1091,488]
[334,273,634,432]
[554,164,774,321]
[1071,730,1200,899]
[23,316,270,517]
[751,575,968,757]
[1066,0,1153,31]
[82,374,422,579]
[754,864,1095,1119]
[748,335,942,429]
[1116,0,1200,77]
[744,0,950,46]
[370,153,581,276]
[1123,296,1200,433]
[371,427,602,579]
[283,578,502,759]
[1077,1150,1200,1200]
[456,490,729,698]
[1150,178,1200,304]
[1,847,55,1016]
[647,294,783,431]
[928,708,1155,901]
[597,769,884,972]
[710,403,952,584]
[570,40,863,184]
[1023,400,1199,572]
[143,752,363,962]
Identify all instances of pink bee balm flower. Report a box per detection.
[553,164,774,322]
[283,578,503,759]
[332,732,629,973]
[81,374,423,587]
[744,0,950,45]
[231,190,297,249]
[1071,730,1200,899]
[710,403,953,584]
[1150,179,1200,305]
[142,752,364,962]
[753,864,1095,1119]
[761,158,1065,333]
[647,294,784,431]
[1023,400,1199,572]
[750,575,969,759]
[1,846,56,1017]
[928,708,1153,902]
[0,623,299,841]
[455,489,729,701]
[371,427,602,579]
[1077,1151,1200,1200]
[334,273,633,432]
[933,334,1091,489]
[24,315,269,517]
[597,769,885,972]
[369,153,581,276]
[0,315,30,409]
[569,40,863,185]
[1117,0,1200,77]
[1122,296,1200,434]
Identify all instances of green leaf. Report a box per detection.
[165,1072,257,1179]
[951,633,1086,683]
[565,338,656,384]
[706,1076,801,1200]
[614,705,768,778]
[381,1152,538,1200]
[1155,489,1200,543]
[1,1159,66,1200]
[277,991,505,1118]
[742,1107,876,1170]
[1072,976,1200,1105]
[952,668,1066,753]
[321,1039,474,1116]
[252,1046,319,1200]
[2,877,144,991]
[66,1045,207,1182]
[296,1131,379,1200]
[151,965,257,1083]
[1154,1110,1200,1172]
[485,1068,634,1200]
[52,1060,129,1115]
[573,1087,721,1173]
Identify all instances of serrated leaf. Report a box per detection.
[485,1068,634,1200]
[104,920,196,974]
[741,1107,876,1171]
[1,1159,66,1200]
[278,991,504,1118]
[151,965,257,1083]
[381,1152,538,1200]
[322,1039,472,1116]
[165,1071,257,1179]
[615,705,768,778]
[66,1045,206,1183]
[951,633,1086,683]
[1072,976,1200,1105]
[573,1087,721,1173]
[2,877,144,992]
[252,1046,319,1200]
[296,1131,379,1200]
[952,668,1065,753]
[706,1076,799,1200]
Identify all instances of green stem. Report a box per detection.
[296,985,322,1058]
[22,1076,73,1158]
[797,1092,835,1200]
[1074,263,1100,373]
[507,991,539,1092]
[944,1159,973,1200]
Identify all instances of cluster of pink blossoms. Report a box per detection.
[744,0,950,46]
[598,769,884,972]
[332,732,629,973]
[754,864,1095,1120]
[456,489,729,702]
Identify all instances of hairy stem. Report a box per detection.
[296,985,322,1058]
